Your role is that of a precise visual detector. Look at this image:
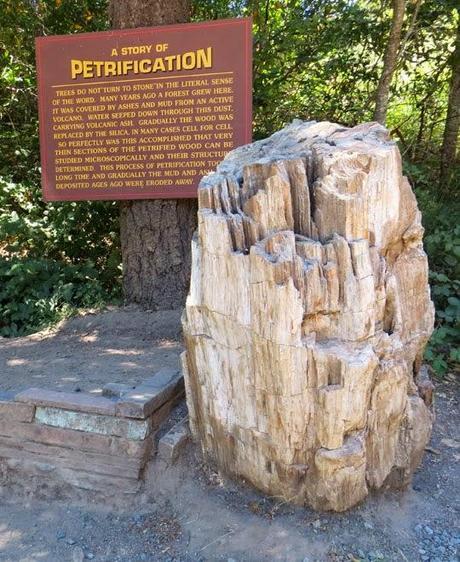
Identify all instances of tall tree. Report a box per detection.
[108,0,197,310]
[373,0,406,124]
[440,12,460,190]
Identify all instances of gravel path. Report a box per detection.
[0,377,458,562]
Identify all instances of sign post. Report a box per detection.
[36,18,252,201]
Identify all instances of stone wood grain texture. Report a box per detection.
[182,120,435,512]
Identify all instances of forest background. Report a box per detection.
[0,0,458,374]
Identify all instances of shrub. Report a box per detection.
[422,204,460,375]
[0,257,119,337]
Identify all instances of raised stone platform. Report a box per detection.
[0,368,183,496]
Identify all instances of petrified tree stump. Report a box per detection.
[181,121,435,512]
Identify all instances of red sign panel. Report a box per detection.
[36,18,252,201]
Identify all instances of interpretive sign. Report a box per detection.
[36,18,252,201]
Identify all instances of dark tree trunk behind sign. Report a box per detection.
[440,15,460,190]
[373,0,406,124]
[109,0,197,310]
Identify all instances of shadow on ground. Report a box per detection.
[0,377,458,562]
[0,308,458,561]
[0,307,183,394]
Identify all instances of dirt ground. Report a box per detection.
[0,308,458,562]
[0,307,183,394]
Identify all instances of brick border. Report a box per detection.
[0,369,184,495]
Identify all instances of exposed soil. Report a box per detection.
[0,308,458,562]
[0,307,183,394]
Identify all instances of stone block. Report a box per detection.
[0,418,150,459]
[0,396,35,423]
[15,388,116,416]
[0,456,141,496]
[0,437,143,480]
[158,417,190,463]
[59,466,142,495]
[115,368,184,419]
[35,406,151,440]
[150,398,179,431]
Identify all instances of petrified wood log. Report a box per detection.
[181,120,435,512]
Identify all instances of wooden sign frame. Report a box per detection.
[36,18,252,201]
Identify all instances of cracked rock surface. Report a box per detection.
[181,120,435,512]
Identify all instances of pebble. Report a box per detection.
[72,546,84,562]
[56,530,66,540]
[66,538,76,545]
[413,522,459,561]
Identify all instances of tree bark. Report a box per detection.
[440,15,460,190]
[109,0,197,310]
[373,0,406,124]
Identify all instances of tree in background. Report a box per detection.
[440,10,460,190]
[0,0,458,372]
[108,0,198,311]
[373,0,406,124]
[0,0,121,336]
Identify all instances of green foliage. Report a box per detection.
[0,0,118,336]
[422,206,460,375]
[0,178,121,287]
[0,257,118,337]
[0,0,109,183]
[196,0,460,374]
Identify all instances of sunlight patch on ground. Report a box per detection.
[79,334,98,343]
[157,340,181,348]
[89,388,103,394]
[102,348,143,356]
[6,359,30,367]
[0,524,22,549]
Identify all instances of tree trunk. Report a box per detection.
[182,120,435,512]
[440,15,460,190]
[109,0,197,310]
[373,0,406,124]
